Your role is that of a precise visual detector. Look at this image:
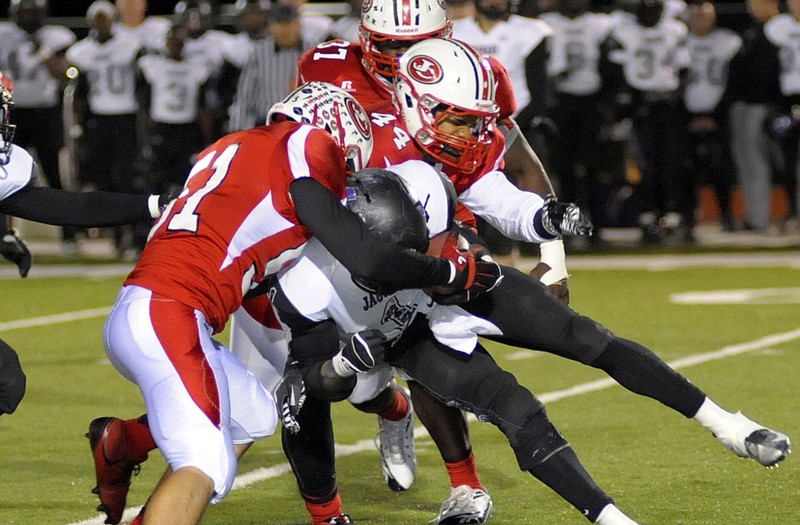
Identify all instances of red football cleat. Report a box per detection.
[86,417,141,524]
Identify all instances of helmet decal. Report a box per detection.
[407,55,443,84]
[346,97,372,139]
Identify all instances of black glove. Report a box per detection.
[535,195,593,237]
[433,235,503,304]
[331,329,388,377]
[274,360,306,435]
[0,228,32,278]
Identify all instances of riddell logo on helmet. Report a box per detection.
[394,28,421,34]
[407,56,443,84]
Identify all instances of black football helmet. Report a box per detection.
[346,168,430,293]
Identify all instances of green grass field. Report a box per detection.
[0,255,798,525]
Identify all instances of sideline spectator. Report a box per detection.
[446,0,477,20]
[175,0,235,140]
[728,0,782,232]
[684,0,741,232]
[542,0,615,246]
[0,0,77,251]
[328,0,361,42]
[287,0,334,45]
[114,0,170,52]
[227,3,308,132]
[66,1,143,259]
[137,25,213,193]
[606,0,692,244]
[764,0,800,230]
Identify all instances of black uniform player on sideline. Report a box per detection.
[273,173,792,524]
[0,76,174,417]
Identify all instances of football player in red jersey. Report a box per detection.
[96,81,501,525]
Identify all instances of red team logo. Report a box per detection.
[407,55,443,84]
[346,97,372,139]
[362,0,374,13]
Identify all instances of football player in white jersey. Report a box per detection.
[270,164,791,525]
[113,0,171,53]
[0,74,176,418]
[174,0,237,139]
[85,82,501,525]
[137,24,214,193]
[66,1,146,257]
[0,0,78,247]
[684,1,741,232]
[765,0,800,226]
[606,0,693,243]
[541,0,616,244]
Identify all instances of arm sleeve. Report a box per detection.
[290,177,454,289]
[0,187,151,227]
[458,169,553,243]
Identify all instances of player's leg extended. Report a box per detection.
[390,324,636,524]
[462,266,791,467]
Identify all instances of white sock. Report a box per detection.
[692,397,737,436]
[594,504,640,524]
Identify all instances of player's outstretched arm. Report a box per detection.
[0,186,171,227]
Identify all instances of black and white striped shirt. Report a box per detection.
[227,36,307,132]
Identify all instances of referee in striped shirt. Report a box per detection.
[228,3,315,131]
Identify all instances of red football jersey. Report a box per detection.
[296,40,392,111]
[127,122,348,333]
[297,40,517,119]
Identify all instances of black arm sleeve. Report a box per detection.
[515,40,550,129]
[290,177,453,289]
[0,187,152,227]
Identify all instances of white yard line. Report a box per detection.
[0,307,112,332]
[65,326,800,525]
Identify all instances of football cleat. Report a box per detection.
[715,412,792,468]
[375,391,417,491]
[323,513,354,524]
[86,417,142,524]
[436,485,493,524]
[744,429,792,468]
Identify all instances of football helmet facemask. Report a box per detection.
[267,81,374,172]
[394,38,498,175]
[0,72,16,165]
[359,0,453,84]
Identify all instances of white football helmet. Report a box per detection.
[267,81,374,172]
[0,71,16,165]
[359,0,452,83]
[394,38,498,175]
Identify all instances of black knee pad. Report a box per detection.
[566,314,614,365]
[350,383,396,414]
[510,408,570,472]
[302,361,356,402]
